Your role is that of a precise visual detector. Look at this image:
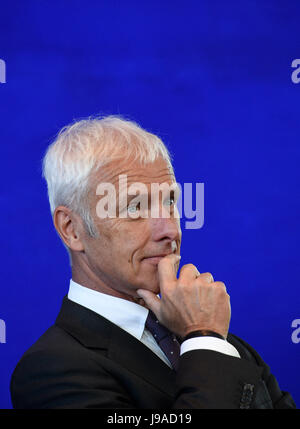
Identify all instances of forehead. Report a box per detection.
[92,156,175,188]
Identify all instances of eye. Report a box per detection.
[164,197,175,206]
[127,202,140,215]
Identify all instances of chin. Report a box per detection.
[136,277,160,295]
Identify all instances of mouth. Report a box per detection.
[142,252,178,266]
[141,240,179,266]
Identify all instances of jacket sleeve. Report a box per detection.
[173,334,297,409]
[228,334,297,409]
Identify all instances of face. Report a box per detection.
[78,156,182,301]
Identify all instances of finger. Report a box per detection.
[197,272,214,283]
[214,281,227,292]
[136,289,162,315]
[132,296,146,307]
[178,264,200,283]
[157,254,181,288]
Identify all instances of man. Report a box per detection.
[10,116,296,409]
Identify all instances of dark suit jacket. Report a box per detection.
[10,296,296,409]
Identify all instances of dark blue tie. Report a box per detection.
[145,310,180,371]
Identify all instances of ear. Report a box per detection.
[53,206,85,252]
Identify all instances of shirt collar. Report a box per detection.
[68,279,149,341]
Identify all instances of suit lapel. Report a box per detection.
[55,296,176,398]
[108,322,176,397]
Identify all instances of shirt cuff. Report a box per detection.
[180,336,241,359]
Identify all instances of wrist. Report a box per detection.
[183,329,225,342]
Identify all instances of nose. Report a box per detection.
[149,214,181,245]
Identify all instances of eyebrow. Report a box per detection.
[118,184,180,207]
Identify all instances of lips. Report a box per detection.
[142,256,166,265]
[142,252,177,265]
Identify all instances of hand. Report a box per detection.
[136,254,231,339]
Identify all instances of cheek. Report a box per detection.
[96,218,151,268]
[119,223,150,267]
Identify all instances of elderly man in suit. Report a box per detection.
[10,116,296,409]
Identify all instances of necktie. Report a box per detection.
[145,310,180,371]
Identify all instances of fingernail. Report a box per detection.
[171,241,177,252]
[173,255,181,264]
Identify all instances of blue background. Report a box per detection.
[0,0,299,408]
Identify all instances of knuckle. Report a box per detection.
[179,264,200,282]
[200,281,211,291]
[214,281,227,293]
[177,277,196,291]
[181,263,197,272]
[200,272,214,282]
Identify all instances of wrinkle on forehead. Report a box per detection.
[90,157,175,190]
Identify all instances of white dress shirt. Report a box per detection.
[68,279,240,369]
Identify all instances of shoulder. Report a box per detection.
[15,324,87,361]
[10,324,109,409]
[10,324,99,390]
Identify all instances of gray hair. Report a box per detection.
[42,115,174,242]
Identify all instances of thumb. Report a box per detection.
[136,289,161,316]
